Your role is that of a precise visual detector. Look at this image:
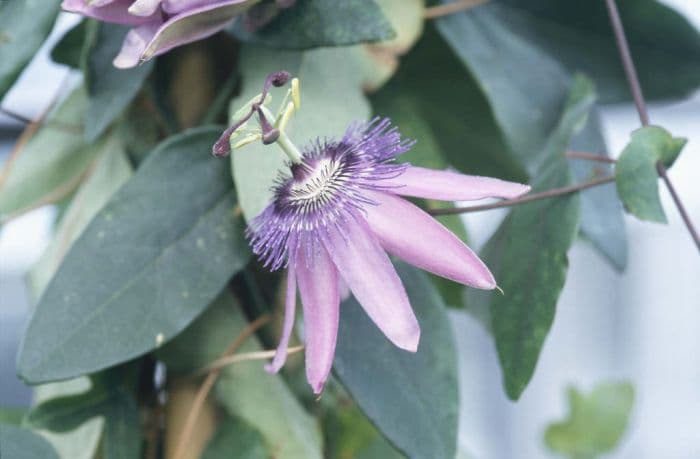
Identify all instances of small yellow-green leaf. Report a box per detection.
[545,382,635,459]
[614,126,686,223]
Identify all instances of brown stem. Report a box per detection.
[429,175,615,216]
[195,346,305,376]
[424,0,488,19]
[171,314,270,459]
[0,107,34,124]
[605,0,700,251]
[657,164,700,251]
[566,151,617,164]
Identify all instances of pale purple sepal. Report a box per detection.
[139,0,256,63]
[384,166,530,202]
[128,0,162,16]
[265,264,297,374]
[365,191,496,290]
[62,0,159,25]
[323,218,420,352]
[162,0,216,14]
[296,243,340,395]
[113,23,160,68]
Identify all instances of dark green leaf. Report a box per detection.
[202,417,268,459]
[231,45,371,221]
[233,0,394,49]
[158,292,324,459]
[0,88,95,223]
[614,126,686,223]
[438,0,700,103]
[18,128,251,383]
[436,5,570,169]
[569,109,627,270]
[28,386,108,433]
[101,391,141,459]
[29,135,133,295]
[478,76,594,400]
[371,25,526,182]
[28,373,141,459]
[325,397,404,459]
[334,263,458,459]
[0,424,59,459]
[32,378,104,459]
[545,382,635,459]
[51,21,88,69]
[0,0,59,98]
[436,9,629,270]
[84,24,154,141]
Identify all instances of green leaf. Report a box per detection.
[51,21,88,69]
[438,0,700,103]
[83,24,154,142]
[231,45,371,222]
[371,25,526,182]
[29,372,141,459]
[325,403,402,459]
[0,88,95,223]
[435,6,630,268]
[614,126,686,223]
[28,387,109,433]
[0,0,59,98]
[545,382,635,459]
[29,135,133,296]
[435,5,570,169]
[33,378,104,459]
[334,263,458,459]
[100,390,141,459]
[477,76,594,400]
[0,408,25,426]
[569,110,627,270]
[17,128,251,384]
[202,417,268,459]
[158,292,324,459]
[233,0,394,49]
[0,424,59,459]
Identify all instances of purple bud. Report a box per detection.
[262,128,281,144]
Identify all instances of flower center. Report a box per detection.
[287,158,346,212]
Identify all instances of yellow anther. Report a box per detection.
[233,133,262,150]
[291,78,301,110]
[278,101,296,132]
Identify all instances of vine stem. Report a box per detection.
[566,151,616,164]
[429,175,615,216]
[424,0,488,19]
[605,0,700,251]
[195,346,304,376]
[171,314,270,459]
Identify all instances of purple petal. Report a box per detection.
[364,191,496,290]
[322,218,420,352]
[112,23,160,68]
[383,166,530,202]
[140,0,256,61]
[62,0,159,25]
[128,0,162,16]
[265,266,297,375]
[295,242,339,395]
[162,0,216,14]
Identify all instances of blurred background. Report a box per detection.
[1,1,699,458]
